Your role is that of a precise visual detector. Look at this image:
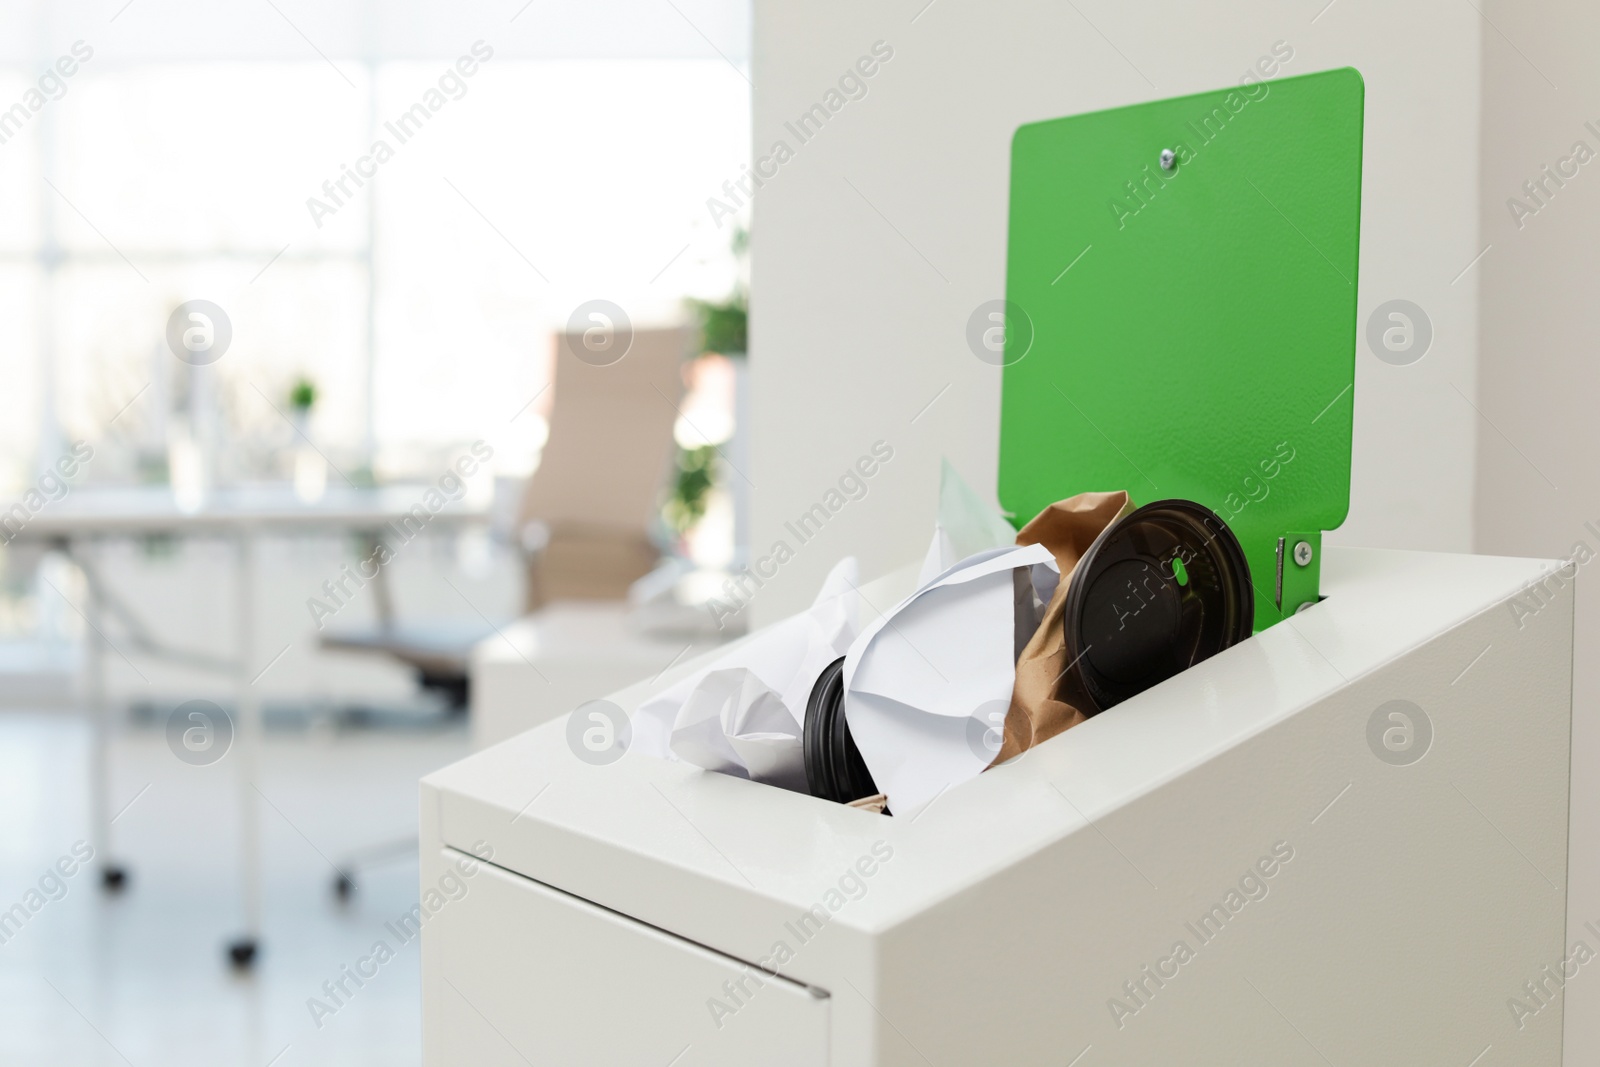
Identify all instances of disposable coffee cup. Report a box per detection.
[1062,499,1253,713]
[803,656,880,805]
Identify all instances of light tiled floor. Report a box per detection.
[0,709,471,1066]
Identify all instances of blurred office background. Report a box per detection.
[0,0,749,1063]
[6,0,1600,1063]
[0,0,751,707]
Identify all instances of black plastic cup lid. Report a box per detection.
[803,656,880,806]
[1062,499,1253,714]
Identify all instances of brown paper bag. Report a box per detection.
[991,491,1133,766]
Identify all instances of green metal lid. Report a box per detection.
[999,67,1364,629]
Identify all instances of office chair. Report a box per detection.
[319,326,688,896]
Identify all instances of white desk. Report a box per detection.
[10,484,488,966]
[420,548,1573,1064]
[470,601,724,751]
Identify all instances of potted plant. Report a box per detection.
[289,375,326,502]
[669,229,749,560]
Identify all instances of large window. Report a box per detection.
[0,13,750,493]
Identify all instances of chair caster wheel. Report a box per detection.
[227,938,258,970]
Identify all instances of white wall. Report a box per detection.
[748,0,1482,626]
[1476,2,1600,1057]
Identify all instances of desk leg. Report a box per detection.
[362,531,395,628]
[83,539,126,892]
[229,532,262,969]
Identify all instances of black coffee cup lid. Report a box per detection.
[1062,499,1253,714]
[803,656,880,805]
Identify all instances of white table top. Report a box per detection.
[473,600,725,667]
[10,485,490,538]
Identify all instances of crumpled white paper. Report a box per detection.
[844,541,1056,819]
[827,459,1062,818]
[634,462,1056,816]
[633,556,861,792]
